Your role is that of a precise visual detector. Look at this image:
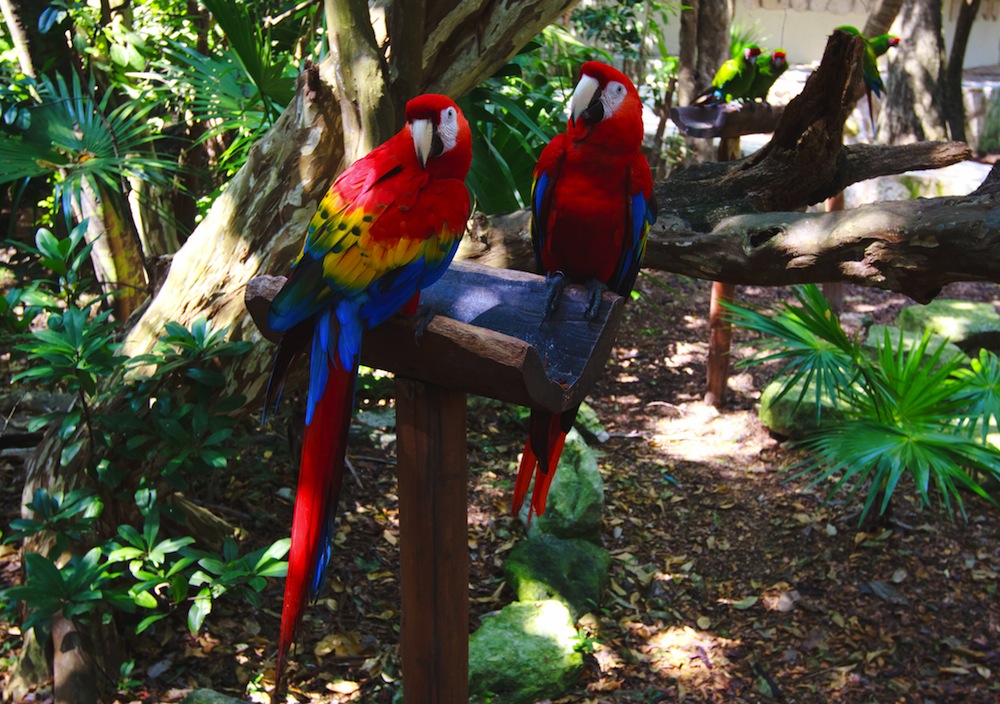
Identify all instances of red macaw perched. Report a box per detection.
[264,94,472,689]
[514,62,656,519]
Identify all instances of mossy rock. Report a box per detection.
[895,300,1000,354]
[758,375,847,439]
[504,533,610,619]
[864,324,968,367]
[522,429,604,542]
[469,600,582,704]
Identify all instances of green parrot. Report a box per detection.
[693,44,762,105]
[869,33,900,58]
[836,26,885,97]
[747,49,788,104]
[836,26,885,130]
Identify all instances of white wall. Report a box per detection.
[658,4,1000,69]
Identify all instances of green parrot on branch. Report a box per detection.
[836,25,899,131]
[747,49,788,105]
[692,44,761,105]
[869,33,901,58]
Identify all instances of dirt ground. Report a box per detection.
[2,272,999,704]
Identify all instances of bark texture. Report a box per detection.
[881,0,949,143]
[862,0,905,37]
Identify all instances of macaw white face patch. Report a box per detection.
[437,106,459,153]
[601,80,628,119]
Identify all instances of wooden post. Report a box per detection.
[822,191,846,311]
[705,135,740,408]
[396,378,469,704]
[671,95,785,409]
[245,260,626,701]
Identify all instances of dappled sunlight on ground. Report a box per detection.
[644,625,740,695]
[647,402,767,468]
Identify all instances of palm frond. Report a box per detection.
[727,284,860,422]
[952,349,1000,442]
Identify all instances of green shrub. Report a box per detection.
[2,224,287,644]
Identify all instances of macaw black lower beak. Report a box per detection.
[579,90,604,125]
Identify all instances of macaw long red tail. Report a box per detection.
[512,406,579,519]
[275,358,356,690]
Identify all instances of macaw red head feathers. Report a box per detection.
[568,61,644,148]
[772,49,787,69]
[744,44,762,64]
[404,94,472,178]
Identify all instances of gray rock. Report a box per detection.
[469,600,582,704]
[523,429,604,541]
[895,300,1000,355]
[505,533,610,619]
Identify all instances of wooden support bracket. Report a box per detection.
[245,259,625,703]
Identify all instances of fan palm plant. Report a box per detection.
[134,0,298,182]
[728,285,1000,524]
[0,71,180,320]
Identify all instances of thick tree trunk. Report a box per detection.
[862,0,905,37]
[680,0,733,164]
[326,0,395,160]
[70,179,149,322]
[695,0,732,96]
[881,0,950,143]
[945,0,982,143]
[677,0,698,107]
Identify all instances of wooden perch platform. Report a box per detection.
[246,260,624,703]
[245,260,624,413]
[671,102,784,140]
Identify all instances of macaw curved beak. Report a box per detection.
[570,74,603,126]
[410,118,437,168]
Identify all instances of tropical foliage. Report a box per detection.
[729,285,1000,523]
[2,223,288,640]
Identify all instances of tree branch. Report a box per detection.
[644,170,1000,303]
[420,0,579,97]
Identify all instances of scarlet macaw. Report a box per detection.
[693,44,761,105]
[747,49,788,105]
[514,61,656,519]
[264,94,472,689]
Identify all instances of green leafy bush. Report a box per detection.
[729,284,1000,523]
[2,224,287,643]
